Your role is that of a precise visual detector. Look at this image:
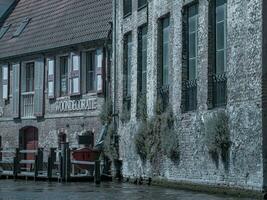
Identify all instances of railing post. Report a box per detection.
[61,143,70,182]
[34,154,38,181]
[37,148,43,171]
[94,160,101,184]
[47,156,51,181]
[13,148,19,180]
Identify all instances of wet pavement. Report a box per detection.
[0,180,257,200]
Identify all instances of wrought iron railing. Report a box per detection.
[22,92,34,117]
[213,73,227,107]
[183,79,197,112]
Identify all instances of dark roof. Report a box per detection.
[0,0,112,60]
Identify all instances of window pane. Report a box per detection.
[216,4,225,22]
[96,49,103,69]
[72,77,79,93]
[97,75,102,92]
[127,35,132,96]
[72,55,79,71]
[48,60,54,75]
[26,63,34,92]
[189,33,196,58]
[2,66,8,80]
[48,82,54,97]
[162,17,169,86]
[216,22,224,50]
[3,84,7,99]
[189,16,197,33]
[216,50,225,74]
[138,0,147,8]
[124,0,132,16]
[216,0,226,7]
[189,59,196,80]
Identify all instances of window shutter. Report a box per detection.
[207,0,216,109]
[2,65,9,100]
[47,59,55,99]
[96,49,104,94]
[69,53,81,95]
[34,58,45,117]
[12,63,20,118]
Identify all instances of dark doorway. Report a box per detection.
[19,126,38,161]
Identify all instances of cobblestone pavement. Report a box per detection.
[0,180,257,200]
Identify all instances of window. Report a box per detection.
[60,56,68,96]
[13,17,30,37]
[182,4,198,112]
[47,59,55,98]
[25,62,34,92]
[2,64,9,100]
[69,54,80,95]
[123,32,132,114]
[208,0,227,108]
[137,25,147,118]
[158,16,170,109]
[123,0,132,17]
[215,0,226,75]
[86,51,96,92]
[0,24,10,39]
[138,0,147,9]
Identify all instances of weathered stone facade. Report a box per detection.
[113,0,265,191]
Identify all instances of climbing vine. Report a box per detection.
[204,110,231,170]
[134,103,180,164]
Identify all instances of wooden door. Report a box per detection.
[20,127,38,162]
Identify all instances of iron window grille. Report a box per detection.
[213,73,227,107]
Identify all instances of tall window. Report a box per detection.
[86,51,96,92]
[158,16,170,109]
[123,32,132,114]
[208,0,227,108]
[216,0,226,75]
[60,56,68,96]
[138,0,147,9]
[123,0,132,17]
[138,25,147,95]
[25,62,34,92]
[182,4,198,112]
[137,25,147,118]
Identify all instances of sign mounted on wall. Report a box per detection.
[55,98,97,113]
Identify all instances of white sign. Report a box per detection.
[56,98,97,112]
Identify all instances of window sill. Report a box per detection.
[208,104,227,110]
[21,116,36,120]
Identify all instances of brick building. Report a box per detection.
[0,0,112,157]
[112,0,267,192]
